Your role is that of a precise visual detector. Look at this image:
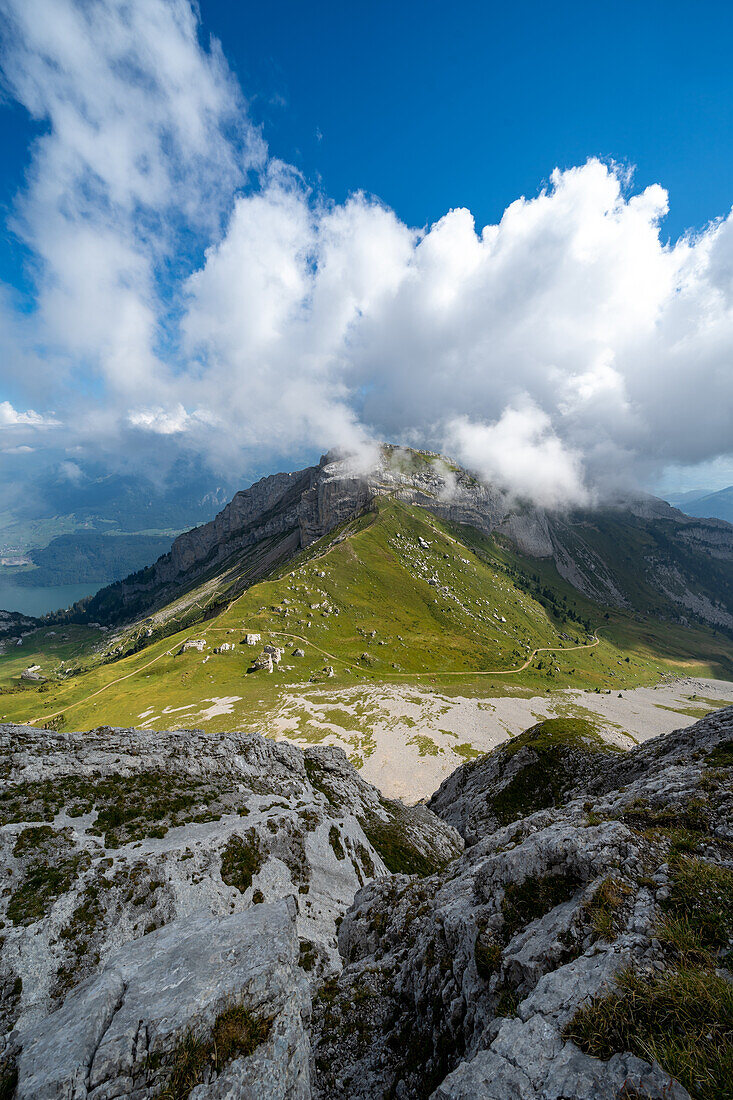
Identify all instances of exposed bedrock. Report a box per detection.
[1,707,732,1098]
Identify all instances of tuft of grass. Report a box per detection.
[361,817,440,877]
[564,965,733,1100]
[621,796,709,836]
[706,740,733,768]
[656,914,712,966]
[662,857,733,956]
[299,939,318,972]
[152,1002,273,1099]
[328,825,346,861]
[494,982,520,1018]
[582,876,632,941]
[474,930,502,979]
[565,855,733,1100]
[12,824,57,855]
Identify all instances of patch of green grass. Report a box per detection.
[8,855,86,925]
[490,718,618,825]
[299,939,318,972]
[361,817,438,877]
[12,823,58,855]
[654,703,719,719]
[453,742,483,761]
[407,734,442,757]
[582,876,632,941]
[0,770,240,846]
[151,1002,273,1099]
[2,495,730,735]
[502,717,613,759]
[328,825,345,861]
[359,798,456,878]
[8,825,88,926]
[620,796,709,836]
[564,966,733,1100]
[707,740,733,768]
[662,857,733,955]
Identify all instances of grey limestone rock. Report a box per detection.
[0,723,460,1085]
[14,899,308,1100]
[309,708,733,1099]
[2,709,730,1099]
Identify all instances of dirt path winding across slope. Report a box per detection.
[27,627,601,728]
[264,629,601,679]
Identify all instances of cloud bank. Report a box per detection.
[1,0,733,508]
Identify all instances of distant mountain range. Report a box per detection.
[0,458,240,590]
[666,485,733,524]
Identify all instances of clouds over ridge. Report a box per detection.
[1,0,733,506]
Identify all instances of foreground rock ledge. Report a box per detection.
[1,709,731,1099]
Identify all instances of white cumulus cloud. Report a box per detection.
[0,401,59,428]
[445,404,590,510]
[1,0,733,507]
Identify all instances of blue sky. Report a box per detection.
[201,0,733,243]
[0,0,732,503]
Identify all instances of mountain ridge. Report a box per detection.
[668,484,733,525]
[56,444,733,636]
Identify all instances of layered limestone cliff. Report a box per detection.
[71,443,733,632]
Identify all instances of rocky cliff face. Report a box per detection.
[1,708,731,1098]
[502,503,733,629]
[75,446,509,625]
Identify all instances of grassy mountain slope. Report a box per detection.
[1,498,730,738]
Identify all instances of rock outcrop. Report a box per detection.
[0,724,461,1099]
[1,708,731,1099]
[14,900,310,1100]
[311,707,732,1099]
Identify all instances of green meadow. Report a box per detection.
[0,499,730,737]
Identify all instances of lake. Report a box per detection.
[0,581,102,617]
